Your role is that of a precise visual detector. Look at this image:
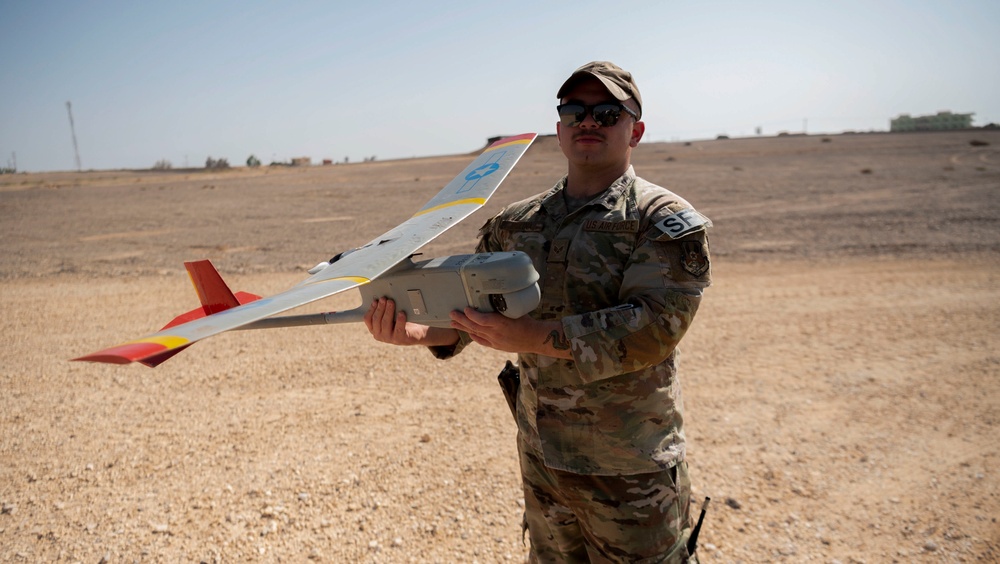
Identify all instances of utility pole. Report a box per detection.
[66,101,81,171]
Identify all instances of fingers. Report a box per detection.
[365,297,398,342]
[378,298,396,336]
[450,307,487,327]
[451,307,503,349]
[393,310,409,340]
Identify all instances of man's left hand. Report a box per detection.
[450,308,573,359]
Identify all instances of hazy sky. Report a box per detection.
[2,0,998,172]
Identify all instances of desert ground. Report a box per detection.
[1,130,998,563]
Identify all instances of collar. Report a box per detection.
[541,166,636,215]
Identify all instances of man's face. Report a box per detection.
[556,77,644,169]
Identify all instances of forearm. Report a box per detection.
[420,326,461,347]
[526,318,575,360]
[563,291,702,382]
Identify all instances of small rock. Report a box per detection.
[923,540,938,552]
[725,497,742,510]
[392,537,403,547]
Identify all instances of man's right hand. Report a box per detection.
[364,297,460,347]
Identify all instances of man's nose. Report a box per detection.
[578,111,600,128]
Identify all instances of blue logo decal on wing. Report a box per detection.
[457,150,506,193]
[466,162,500,180]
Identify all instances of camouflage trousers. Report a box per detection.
[518,436,697,563]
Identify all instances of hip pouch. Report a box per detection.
[497,360,520,420]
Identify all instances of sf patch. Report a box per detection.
[681,241,710,277]
[654,207,712,239]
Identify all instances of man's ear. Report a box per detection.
[630,120,645,148]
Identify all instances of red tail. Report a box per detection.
[161,260,262,329]
[74,260,262,367]
[140,260,262,366]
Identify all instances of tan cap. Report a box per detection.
[557,61,643,119]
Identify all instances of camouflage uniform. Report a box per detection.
[437,166,711,562]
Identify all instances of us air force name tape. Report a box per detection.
[655,208,712,239]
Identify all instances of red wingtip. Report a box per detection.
[486,133,537,150]
[74,261,259,367]
[73,341,170,365]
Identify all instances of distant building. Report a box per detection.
[290,157,312,167]
[891,111,973,132]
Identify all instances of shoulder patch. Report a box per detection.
[654,207,712,239]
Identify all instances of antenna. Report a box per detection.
[66,101,82,171]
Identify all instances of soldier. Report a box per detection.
[366,61,712,563]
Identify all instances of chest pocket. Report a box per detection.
[560,218,638,313]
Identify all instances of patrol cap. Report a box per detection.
[557,61,643,119]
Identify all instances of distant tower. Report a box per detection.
[66,101,82,171]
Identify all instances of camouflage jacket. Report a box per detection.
[441,167,712,475]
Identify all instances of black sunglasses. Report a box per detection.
[556,102,638,128]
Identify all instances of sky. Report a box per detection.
[2,0,998,172]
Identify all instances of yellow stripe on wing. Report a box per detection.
[134,335,190,349]
[302,275,371,287]
[333,276,370,284]
[412,197,487,218]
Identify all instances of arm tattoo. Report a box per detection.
[544,330,570,351]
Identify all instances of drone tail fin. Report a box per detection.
[73,260,262,366]
[159,260,262,329]
[131,260,263,366]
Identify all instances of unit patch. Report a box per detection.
[680,241,710,277]
[654,208,712,239]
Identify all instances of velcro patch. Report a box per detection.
[500,220,543,232]
[681,241,710,277]
[583,219,639,233]
[548,238,571,262]
[654,208,712,239]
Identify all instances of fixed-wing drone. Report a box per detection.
[75,133,539,367]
